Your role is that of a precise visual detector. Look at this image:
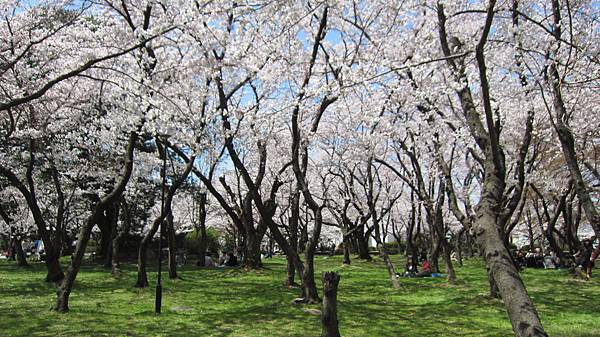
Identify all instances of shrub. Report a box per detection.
[184,228,221,254]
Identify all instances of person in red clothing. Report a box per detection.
[416,259,432,277]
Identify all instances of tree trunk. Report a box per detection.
[12,237,30,267]
[285,191,300,286]
[301,253,320,304]
[103,203,118,268]
[300,209,323,304]
[456,229,464,267]
[166,213,177,279]
[321,272,341,337]
[55,132,137,312]
[45,249,64,283]
[487,267,500,299]
[546,0,600,244]
[112,200,131,276]
[55,215,96,312]
[355,227,372,260]
[136,216,160,288]
[429,236,441,273]
[476,177,547,336]
[377,242,401,290]
[244,228,262,269]
[96,210,112,264]
[342,235,351,265]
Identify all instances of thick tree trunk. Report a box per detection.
[45,250,64,283]
[355,227,372,260]
[244,228,262,269]
[321,272,341,337]
[476,177,547,336]
[301,254,320,304]
[487,267,500,299]
[0,163,64,282]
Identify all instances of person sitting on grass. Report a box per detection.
[226,251,238,266]
[219,251,238,267]
[403,256,418,277]
[415,259,432,277]
[573,239,594,279]
[203,252,216,267]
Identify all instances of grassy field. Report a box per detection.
[0,255,599,337]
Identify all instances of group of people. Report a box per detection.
[513,238,598,279]
[514,248,559,269]
[402,255,435,278]
[198,251,238,268]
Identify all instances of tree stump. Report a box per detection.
[321,271,341,337]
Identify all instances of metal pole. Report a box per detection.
[155,142,167,314]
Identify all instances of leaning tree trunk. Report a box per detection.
[376,242,401,290]
[321,272,341,337]
[55,214,98,312]
[54,132,136,312]
[476,175,547,336]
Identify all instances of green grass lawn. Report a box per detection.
[0,256,599,337]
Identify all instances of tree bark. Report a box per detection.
[321,272,341,337]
